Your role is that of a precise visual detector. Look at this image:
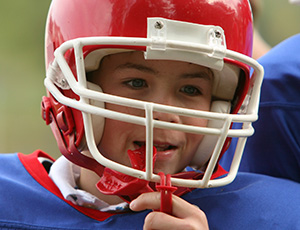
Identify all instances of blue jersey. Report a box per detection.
[1,151,300,229]
[221,34,300,182]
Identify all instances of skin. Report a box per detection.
[79,51,212,229]
[130,192,209,230]
[91,51,213,174]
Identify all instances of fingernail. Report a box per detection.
[129,199,136,210]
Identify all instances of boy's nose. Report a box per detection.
[148,90,181,123]
[152,110,181,124]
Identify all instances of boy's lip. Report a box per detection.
[133,140,178,151]
[133,140,178,160]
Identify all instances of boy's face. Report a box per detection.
[90,51,213,174]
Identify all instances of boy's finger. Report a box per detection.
[171,194,204,219]
[130,192,204,219]
[130,192,161,211]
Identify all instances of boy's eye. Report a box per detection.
[126,79,147,88]
[180,85,202,96]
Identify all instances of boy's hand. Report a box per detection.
[130,192,209,230]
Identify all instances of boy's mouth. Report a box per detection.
[133,141,177,152]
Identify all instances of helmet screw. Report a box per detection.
[154,20,164,29]
[214,29,222,38]
[60,78,67,87]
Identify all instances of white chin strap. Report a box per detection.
[191,100,231,168]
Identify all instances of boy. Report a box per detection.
[1,0,300,229]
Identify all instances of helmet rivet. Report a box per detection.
[60,78,67,87]
[154,20,164,29]
[214,29,222,38]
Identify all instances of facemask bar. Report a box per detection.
[45,20,264,188]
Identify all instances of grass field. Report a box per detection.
[0,1,58,157]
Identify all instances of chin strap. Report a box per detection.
[96,146,228,215]
[41,96,105,177]
[96,146,157,202]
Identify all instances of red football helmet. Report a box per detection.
[42,0,263,189]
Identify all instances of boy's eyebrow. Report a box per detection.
[181,72,213,82]
[116,62,213,81]
[116,63,158,74]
